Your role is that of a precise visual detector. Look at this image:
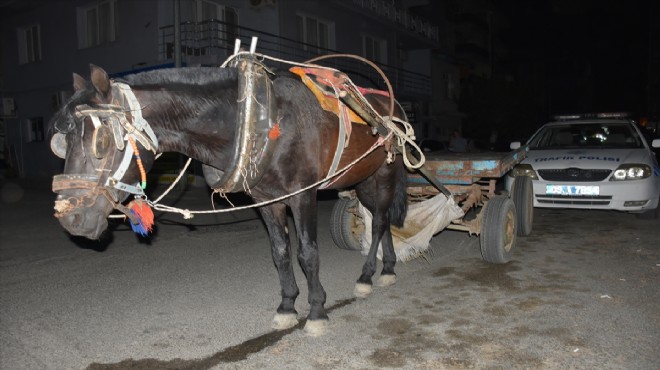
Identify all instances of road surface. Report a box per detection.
[1,180,658,369]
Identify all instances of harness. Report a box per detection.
[202,54,278,194]
[52,82,159,221]
[289,66,395,188]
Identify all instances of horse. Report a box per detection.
[49,61,408,336]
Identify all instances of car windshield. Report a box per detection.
[528,122,644,149]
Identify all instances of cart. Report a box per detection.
[330,147,533,264]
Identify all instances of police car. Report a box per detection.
[506,113,660,217]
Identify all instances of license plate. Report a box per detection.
[546,185,599,195]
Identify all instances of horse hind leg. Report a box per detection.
[258,203,300,330]
[353,205,395,298]
[354,159,407,297]
[374,226,397,287]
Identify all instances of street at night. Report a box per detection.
[1,182,658,369]
[1,1,659,369]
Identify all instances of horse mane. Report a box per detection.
[121,67,238,88]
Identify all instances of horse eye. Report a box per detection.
[92,126,113,159]
[50,133,67,159]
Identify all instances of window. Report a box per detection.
[174,0,238,57]
[362,34,387,64]
[195,1,238,47]
[296,14,334,52]
[223,6,239,45]
[445,73,457,100]
[17,24,41,64]
[26,117,45,143]
[77,0,117,48]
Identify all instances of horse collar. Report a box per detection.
[202,55,278,193]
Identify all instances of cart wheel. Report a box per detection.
[510,176,534,236]
[330,197,363,251]
[480,195,517,264]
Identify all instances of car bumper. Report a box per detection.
[505,176,660,212]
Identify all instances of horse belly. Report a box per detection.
[321,123,390,189]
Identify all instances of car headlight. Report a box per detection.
[508,164,538,179]
[610,164,652,181]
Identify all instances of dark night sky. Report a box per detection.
[499,0,650,116]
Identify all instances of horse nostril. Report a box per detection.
[72,213,83,228]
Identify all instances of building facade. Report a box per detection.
[0,0,461,178]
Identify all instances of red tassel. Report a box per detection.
[268,122,281,140]
[128,199,154,235]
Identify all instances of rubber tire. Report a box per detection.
[330,198,363,251]
[510,176,534,236]
[480,195,517,264]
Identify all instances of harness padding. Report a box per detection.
[203,55,277,193]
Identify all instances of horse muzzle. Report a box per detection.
[52,174,114,240]
[55,204,109,240]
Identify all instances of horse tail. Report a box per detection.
[388,159,408,228]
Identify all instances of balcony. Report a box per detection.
[158,20,431,99]
[349,0,439,44]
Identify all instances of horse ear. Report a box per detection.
[73,73,86,91]
[89,64,111,97]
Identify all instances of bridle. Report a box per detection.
[52,82,159,220]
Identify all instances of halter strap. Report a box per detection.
[72,82,159,197]
[113,82,159,151]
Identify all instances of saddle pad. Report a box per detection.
[290,66,389,125]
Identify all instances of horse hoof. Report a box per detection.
[353,283,373,298]
[304,319,328,337]
[272,313,298,330]
[375,274,396,287]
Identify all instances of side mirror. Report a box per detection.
[510,141,521,150]
[652,138,660,148]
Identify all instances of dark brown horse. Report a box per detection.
[49,62,408,335]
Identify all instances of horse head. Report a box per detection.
[50,65,157,239]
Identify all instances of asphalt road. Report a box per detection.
[1,180,659,369]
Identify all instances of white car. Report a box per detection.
[506,114,660,217]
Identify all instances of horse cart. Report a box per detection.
[49,38,534,334]
[330,147,533,264]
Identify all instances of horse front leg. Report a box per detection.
[258,203,300,330]
[289,193,328,336]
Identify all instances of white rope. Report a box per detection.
[148,132,392,218]
[221,51,343,71]
[150,157,193,204]
[144,51,425,218]
[383,116,425,169]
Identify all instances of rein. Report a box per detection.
[151,51,425,219]
[149,129,396,219]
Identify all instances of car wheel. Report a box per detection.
[510,176,534,236]
[480,195,517,264]
[330,197,363,251]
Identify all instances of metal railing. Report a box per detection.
[158,20,431,98]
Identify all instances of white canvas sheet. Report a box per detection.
[359,194,465,261]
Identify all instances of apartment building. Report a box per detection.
[0,0,460,178]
